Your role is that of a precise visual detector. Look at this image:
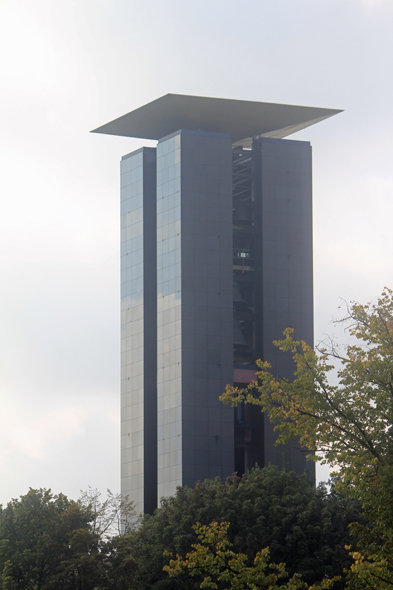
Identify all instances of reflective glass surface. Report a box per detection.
[156,134,182,500]
[120,151,144,514]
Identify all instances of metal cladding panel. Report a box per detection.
[156,134,182,502]
[157,129,234,501]
[255,137,314,479]
[120,147,157,515]
[179,130,234,488]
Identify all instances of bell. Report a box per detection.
[233,320,249,347]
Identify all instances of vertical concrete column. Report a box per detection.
[121,147,157,515]
[157,130,234,504]
[255,137,314,477]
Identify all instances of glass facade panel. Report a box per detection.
[120,150,145,514]
[157,134,182,500]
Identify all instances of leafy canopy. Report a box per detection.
[221,287,393,588]
[0,487,136,590]
[164,521,313,590]
[0,488,99,590]
[128,466,361,590]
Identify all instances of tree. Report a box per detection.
[164,521,313,590]
[0,487,138,590]
[78,487,137,539]
[0,488,100,590]
[126,466,362,589]
[220,287,393,587]
[97,535,138,590]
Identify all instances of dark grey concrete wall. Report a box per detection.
[142,148,157,513]
[180,130,234,486]
[254,137,314,478]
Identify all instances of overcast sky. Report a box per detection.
[1,0,392,505]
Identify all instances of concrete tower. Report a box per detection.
[93,94,341,514]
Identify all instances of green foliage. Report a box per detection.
[0,474,363,589]
[164,521,311,590]
[221,287,393,588]
[0,487,137,590]
[0,488,100,590]
[127,466,362,589]
[98,535,138,590]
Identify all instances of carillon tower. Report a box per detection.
[93,94,341,514]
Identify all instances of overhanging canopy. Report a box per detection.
[91,94,342,142]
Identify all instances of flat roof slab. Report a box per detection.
[92,94,342,142]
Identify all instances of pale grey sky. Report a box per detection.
[1,0,392,504]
